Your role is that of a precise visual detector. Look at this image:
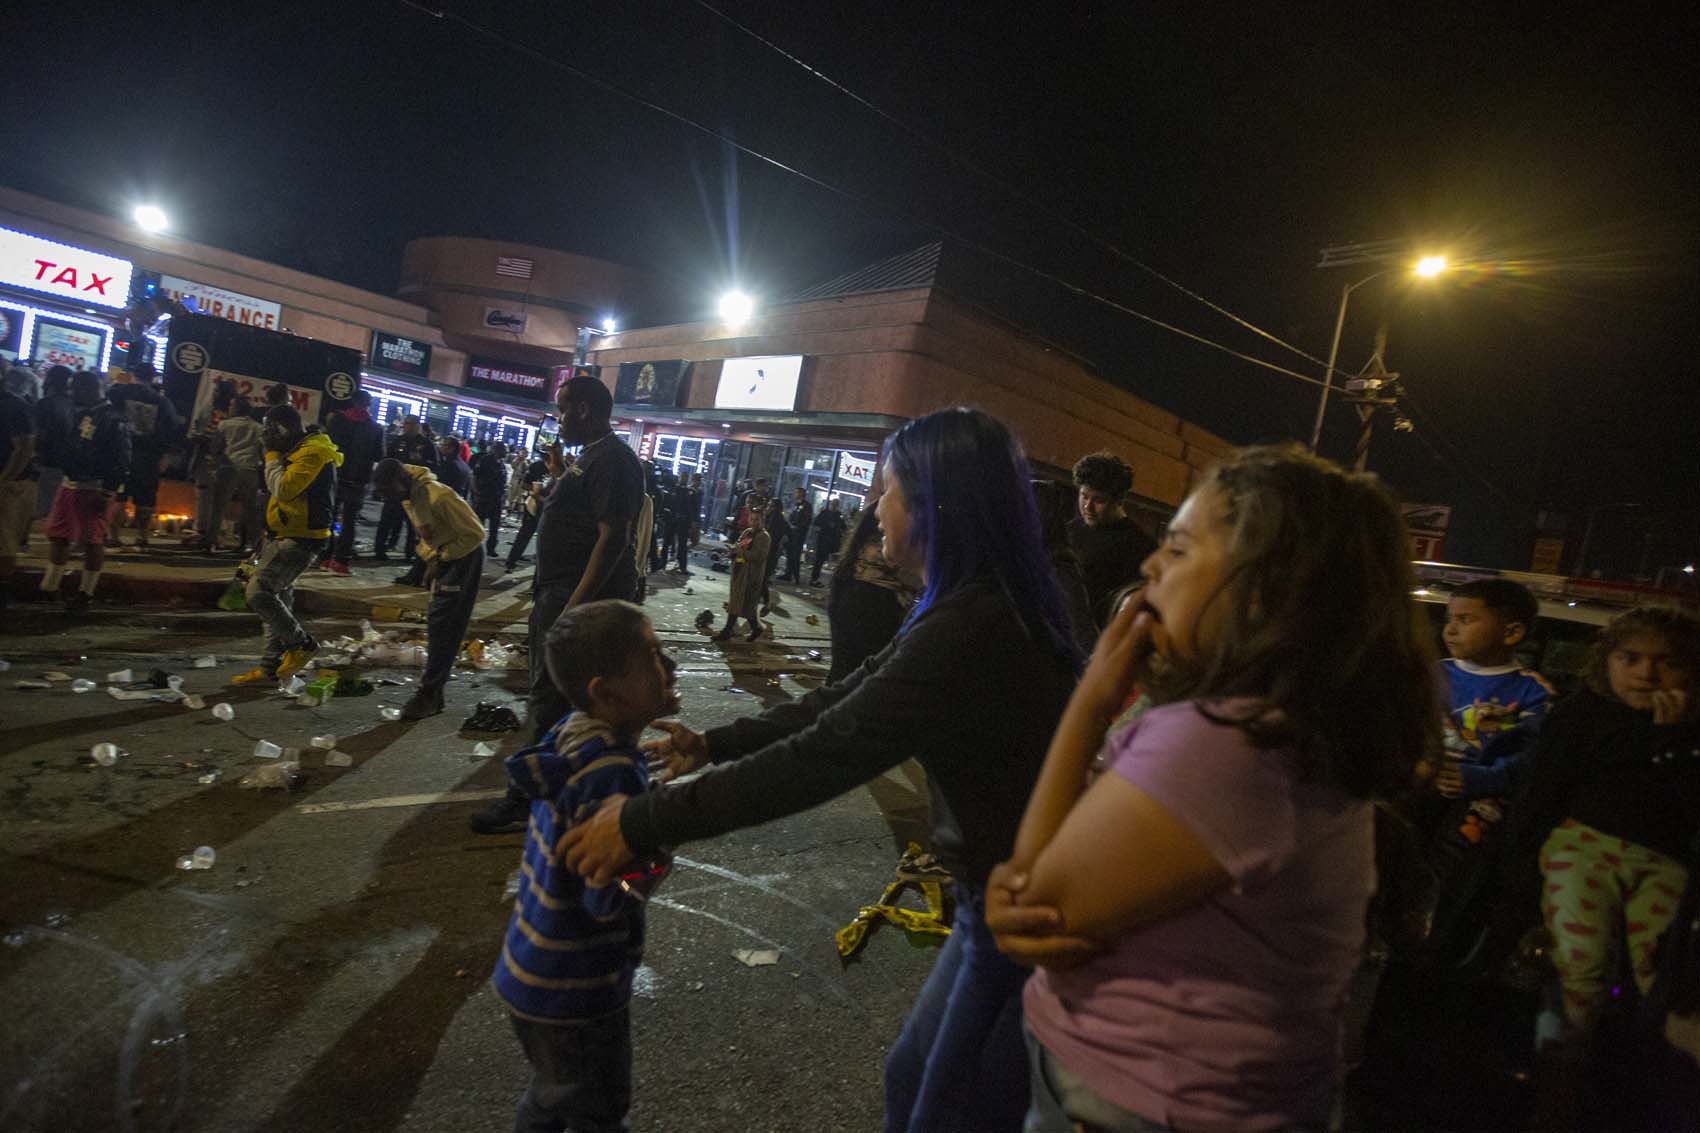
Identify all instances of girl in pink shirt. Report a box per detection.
[989,445,1439,1131]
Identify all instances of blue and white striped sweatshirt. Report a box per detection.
[492,712,650,1024]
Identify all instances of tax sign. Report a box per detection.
[0,227,133,310]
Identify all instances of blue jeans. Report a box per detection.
[884,886,1031,1133]
[246,537,319,671]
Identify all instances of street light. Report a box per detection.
[133,204,169,233]
[718,290,754,328]
[1308,255,1447,452]
[602,317,618,333]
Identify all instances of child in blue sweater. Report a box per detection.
[1436,578,1555,802]
[493,599,678,1133]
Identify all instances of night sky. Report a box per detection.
[5,3,1695,572]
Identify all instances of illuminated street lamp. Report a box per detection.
[133,204,169,234]
[602,316,618,333]
[718,290,754,328]
[1308,254,1448,452]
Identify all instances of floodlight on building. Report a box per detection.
[133,204,169,233]
[602,317,617,333]
[718,290,754,327]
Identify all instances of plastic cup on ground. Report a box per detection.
[71,679,97,693]
[324,751,353,767]
[90,743,123,766]
[212,703,235,721]
[253,739,282,759]
[380,707,402,721]
[108,669,133,684]
[310,735,338,750]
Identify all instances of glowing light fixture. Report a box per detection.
[602,317,617,333]
[1414,254,1448,278]
[718,290,754,327]
[133,204,169,233]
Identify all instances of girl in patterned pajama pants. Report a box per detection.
[1539,819,1689,1029]
[1517,606,1700,1039]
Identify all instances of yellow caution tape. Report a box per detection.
[835,874,952,960]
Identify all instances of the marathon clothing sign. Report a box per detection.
[0,226,133,310]
[466,356,551,401]
[613,359,688,407]
[370,331,432,379]
[158,274,281,330]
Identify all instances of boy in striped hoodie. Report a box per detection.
[493,599,678,1132]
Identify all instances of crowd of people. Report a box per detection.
[6,361,1700,1131]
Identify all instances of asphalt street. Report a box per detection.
[0,561,938,1132]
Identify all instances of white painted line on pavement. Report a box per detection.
[295,788,507,815]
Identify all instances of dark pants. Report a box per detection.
[507,508,539,567]
[809,538,841,583]
[670,521,692,571]
[479,494,505,556]
[510,1008,631,1133]
[884,887,1030,1133]
[781,533,808,581]
[828,580,907,683]
[527,581,576,743]
[422,548,484,693]
[374,498,414,559]
[332,479,367,563]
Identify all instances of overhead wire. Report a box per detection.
[687,0,1338,374]
[395,0,1328,389]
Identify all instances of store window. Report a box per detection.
[452,404,537,453]
[649,433,719,479]
[365,383,426,428]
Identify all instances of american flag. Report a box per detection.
[495,256,533,279]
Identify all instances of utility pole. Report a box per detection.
[1343,326,1403,471]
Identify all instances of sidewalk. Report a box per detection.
[6,522,836,645]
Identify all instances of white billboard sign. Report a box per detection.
[714,355,802,411]
[0,226,133,310]
[159,274,281,330]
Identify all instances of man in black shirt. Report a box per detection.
[471,374,644,833]
[781,486,813,582]
[808,497,846,585]
[324,390,385,572]
[373,415,437,561]
[667,472,702,573]
[1067,451,1157,628]
[472,441,509,555]
[436,436,473,499]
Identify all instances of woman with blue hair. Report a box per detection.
[562,407,1079,1131]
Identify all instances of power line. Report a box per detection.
[688,0,1337,374]
[1392,387,1517,507]
[396,1,1328,390]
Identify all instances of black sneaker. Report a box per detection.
[469,795,530,835]
[399,685,445,720]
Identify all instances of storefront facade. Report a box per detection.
[0,224,132,372]
[585,263,1234,533]
[0,189,649,451]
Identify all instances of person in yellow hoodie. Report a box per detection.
[233,406,342,684]
[372,457,487,718]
